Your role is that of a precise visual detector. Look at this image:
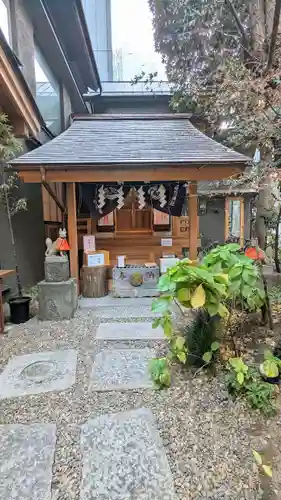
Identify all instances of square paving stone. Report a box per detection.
[0,423,56,500]
[96,322,164,340]
[86,305,160,319]
[90,348,155,391]
[0,349,77,399]
[80,408,177,500]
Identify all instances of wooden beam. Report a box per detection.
[188,182,199,260]
[18,165,244,183]
[40,168,66,214]
[224,198,230,241]
[0,45,41,136]
[66,183,78,287]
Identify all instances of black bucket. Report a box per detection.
[9,296,31,324]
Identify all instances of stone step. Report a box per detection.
[0,350,77,399]
[96,322,164,340]
[0,423,56,500]
[90,348,155,391]
[79,296,154,308]
[80,408,177,500]
[80,304,160,319]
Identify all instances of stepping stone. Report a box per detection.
[96,322,164,340]
[80,408,176,500]
[90,348,155,391]
[0,349,77,399]
[79,296,154,308]
[0,423,56,500]
[86,305,160,319]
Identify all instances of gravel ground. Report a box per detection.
[1,307,281,500]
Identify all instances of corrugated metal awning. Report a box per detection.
[11,114,250,168]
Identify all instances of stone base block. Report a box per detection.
[112,265,160,298]
[44,256,70,282]
[38,279,77,321]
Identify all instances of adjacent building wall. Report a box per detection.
[82,0,113,81]
[9,0,36,95]
[0,182,45,292]
[199,196,252,247]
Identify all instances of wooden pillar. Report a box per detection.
[66,183,78,285]
[188,182,199,260]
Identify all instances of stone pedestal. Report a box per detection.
[38,278,77,321]
[112,265,160,298]
[44,256,70,282]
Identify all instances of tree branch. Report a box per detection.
[225,0,249,47]
[266,0,281,70]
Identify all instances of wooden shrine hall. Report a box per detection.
[11,114,249,287]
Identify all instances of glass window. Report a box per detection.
[35,46,61,135]
[0,0,11,44]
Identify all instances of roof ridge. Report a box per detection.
[72,113,193,121]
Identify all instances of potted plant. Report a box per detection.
[259,350,281,384]
[0,113,30,324]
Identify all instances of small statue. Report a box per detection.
[45,228,70,257]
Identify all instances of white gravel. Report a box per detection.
[1,306,281,499]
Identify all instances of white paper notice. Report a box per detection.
[83,235,96,252]
[87,253,105,267]
[161,238,173,247]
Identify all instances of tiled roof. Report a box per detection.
[11,115,250,167]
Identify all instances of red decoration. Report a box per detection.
[245,247,265,261]
[56,238,70,251]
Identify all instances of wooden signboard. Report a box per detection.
[173,216,190,237]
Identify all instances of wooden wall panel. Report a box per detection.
[42,183,64,222]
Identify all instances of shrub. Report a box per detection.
[184,309,221,366]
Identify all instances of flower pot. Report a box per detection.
[9,296,31,324]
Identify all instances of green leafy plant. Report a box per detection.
[149,357,171,388]
[168,335,187,364]
[203,243,265,311]
[246,378,276,416]
[202,341,220,363]
[225,358,277,415]
[260,349,281,379]
[253,450,273,478]
[227,357,249,386]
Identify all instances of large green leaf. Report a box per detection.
[229,357,248,374]
[152,317,161,329]
[218,303,229,318]
[242,284,254,298]
[202,351,212,363]
[191,284,206,308]
[211,341,220,351]
[151,296,171,313]
[177,351,187,363]
[157,274,172,292]
[228,264,242,280]
[175,336,186,350]
[262,359,279,378]
[177,287,191,303]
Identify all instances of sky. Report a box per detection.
[0,0,10,43]
[110,0,166,80]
